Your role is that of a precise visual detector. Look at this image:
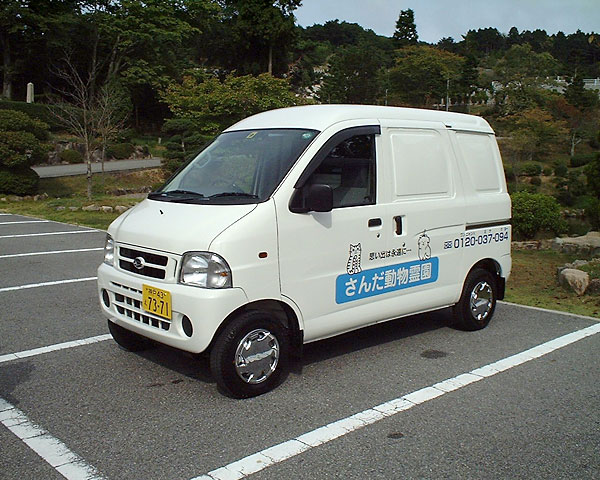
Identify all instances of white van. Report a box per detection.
[97,105,511,398]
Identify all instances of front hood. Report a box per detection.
[108,199,256,255]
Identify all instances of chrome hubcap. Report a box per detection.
[235,328,280,384]
[470,281,493,321]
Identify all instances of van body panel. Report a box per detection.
[110,199,256,255]
[209,201,281,302]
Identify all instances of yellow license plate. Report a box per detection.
[142,284,172,320]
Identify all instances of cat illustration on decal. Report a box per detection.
[346,243,362,274]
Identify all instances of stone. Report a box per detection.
[56,206,66,211]
[115,205,129,213]
[69,207,79,211]
[558,268,590,296]
[101,206,113,213]
[24,195,33,201]
[1,197,6,202]
[9,196,23,202]
[587,279,600,295]
[33,195,41,201]
[82,204,101,212]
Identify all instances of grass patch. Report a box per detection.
[0,169,167,230]
[506,249,600,317]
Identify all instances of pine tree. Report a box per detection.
[393,9,418,46]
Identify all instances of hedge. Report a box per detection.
[106,143,134,159]
[0,100,62,131]
[0,167,39,195]
[59,149,83,164]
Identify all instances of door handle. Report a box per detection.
[394,216,403,235]
[368,218,382,228]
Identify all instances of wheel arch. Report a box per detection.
[467,258,505,300]
[207,299,304,356]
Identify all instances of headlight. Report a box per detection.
[103,234,115,266]
[179,252,232,288]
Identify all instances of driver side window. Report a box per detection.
[307,134,376,208]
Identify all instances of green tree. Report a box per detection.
[319,43,385,104]
[388,46,464,106]
[492,44,560,113]
[218,0,301,75]
[393,9,418,47]
[162,73,305,135]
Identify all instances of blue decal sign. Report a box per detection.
[336,257,439,304]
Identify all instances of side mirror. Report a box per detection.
[305,184,333,213]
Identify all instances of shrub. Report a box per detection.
[106,142,134,160]
[542,167,552,176]
[570,153,596,168]
[0,109,49,141]
[59,149,83,164]
[584,198,600,230]
[554,161,568,177]
[0,131,47,167]
[584,154,600,198]
[0,166,39,195]
[0,100,62,131]
[520,162,542,176]
[530,176,542,186]
[511,191,567,240]
[503,165,515,181]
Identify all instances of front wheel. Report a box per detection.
[452,268,498,331]
[210,311,289,398]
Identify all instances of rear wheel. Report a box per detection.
[452,268,497,331]
[108,320,154,351]
[210,311,289,398]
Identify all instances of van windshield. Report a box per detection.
[150,129,318,204]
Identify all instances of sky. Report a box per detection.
[294,0,600,44]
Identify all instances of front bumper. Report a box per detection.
[97,263,248,354]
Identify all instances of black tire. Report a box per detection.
[210,311,289,398]
[108,319,154,351]
[452,268,498,331]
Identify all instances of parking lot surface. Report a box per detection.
[1,213,599,480]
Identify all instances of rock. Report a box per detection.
[33,195,41,201]
[24,195,33,201]
[101,206,113,213]
[82,204,101,212]
[558,268,590,296]
[69,206,79,211]
[115,205,129,213]
[1,197,6,202]
[40,193,48,199]
[9,196,23,202]
[587,279,600,295]
[56,206,66,211]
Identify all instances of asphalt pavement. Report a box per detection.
[32,158,162,178]
[0,212,598,480]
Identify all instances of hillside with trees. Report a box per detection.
[1,1,599,235]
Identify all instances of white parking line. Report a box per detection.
[0,220,50,225]
[0,334,111,364]
[192,322,600,480]
[0,248,104,259]
[0,397,105,479]
[0,230,99,239]
[0,277,97,293]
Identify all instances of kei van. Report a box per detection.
[97,105,511,398]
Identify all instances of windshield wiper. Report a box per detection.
[209,192,259,199]
[148,189,207,202]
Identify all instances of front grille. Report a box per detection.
[111,282,171,331]
[118,246,169,280]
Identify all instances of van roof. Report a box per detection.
[225,104,494,134]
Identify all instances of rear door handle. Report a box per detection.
[368,218,382,228]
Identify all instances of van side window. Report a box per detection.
[307,134,376,208]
